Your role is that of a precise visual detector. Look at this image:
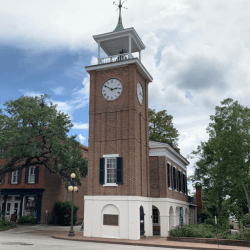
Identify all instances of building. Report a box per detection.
[83,2,196,240]
[0,144,88,224]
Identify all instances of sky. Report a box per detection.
[1,0,250,194]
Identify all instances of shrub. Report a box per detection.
[0,215,10,226]
[169,224,216,238]
[54,201,79,226]
[205,218,215,226]
[242,214,250,226]
[197,211,210,223]
[229,224,234,229]
[18,215,36,224]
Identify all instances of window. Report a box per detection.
[167,163,172,189]
[28,166,36,183]
[100,155,123,186]
[173,167,176,190]
[178,170,181,191]
[12,170,18,184]
[106,158,117,184]
[0,146,7,158]
[153,208,159,224]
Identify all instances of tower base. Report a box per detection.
[83,195,190,240]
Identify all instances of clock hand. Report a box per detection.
[104,85,112,90]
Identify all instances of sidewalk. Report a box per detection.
[28,227,250,250]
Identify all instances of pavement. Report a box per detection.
[4,224,250,250]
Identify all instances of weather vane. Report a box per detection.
[113,0,128,12]
[113,0,128,32]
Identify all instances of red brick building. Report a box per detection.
[0,144,88,224]
[82,8,197,239]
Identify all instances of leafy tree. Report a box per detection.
[0,94,87,186]
[190,98,250,222]
[148,108,180,152]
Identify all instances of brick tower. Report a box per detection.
[84,1,153,240]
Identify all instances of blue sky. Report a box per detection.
[1,0,250,194]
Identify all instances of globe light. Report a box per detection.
[68,186,73,191]
[71,173,76,179]
[73,186,78,192]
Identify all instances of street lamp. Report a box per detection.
[68,173,78,236]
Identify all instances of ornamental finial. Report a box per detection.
[113,0,128,32]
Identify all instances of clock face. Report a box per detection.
[102,78,123,101]
[137,82,144,105]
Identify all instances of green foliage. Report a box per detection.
[169,223,250,240]
[189,98,250,218]
[204,218,215,226]
[54,200,79,226]
[18,215,36,224]
[0,94,88,185]
[229,224,234,229]
[242,213,250,226]
[148,108,180,153]
[198,210,210,223]
[169,224,215,238]
[0,215,10,227]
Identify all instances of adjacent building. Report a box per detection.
[0,144,88,224]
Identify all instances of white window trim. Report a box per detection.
[103,154,119,186]
[11,170,18,184]
[28,166,36,184]
[103,183,118,187]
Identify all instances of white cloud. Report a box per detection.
[52,87,64,95]
[78,134,86,144]
[91,56,98,65]
[5,0,250,194]
[72,123,89,129]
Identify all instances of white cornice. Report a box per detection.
[149,140,189,171]
[85,58,153,83]
[93,28,146,54]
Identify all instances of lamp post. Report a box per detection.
[68,173,78,236]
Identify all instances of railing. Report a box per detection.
[99,53,134,64]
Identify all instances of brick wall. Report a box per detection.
[0,163,44,189]
[41,168,87,224]
[149,155,188,202]
[87,64,150,197]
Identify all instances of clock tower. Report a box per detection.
[84,1,153,240]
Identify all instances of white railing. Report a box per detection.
[99,53,134,64]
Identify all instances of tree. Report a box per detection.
[190,98,250,221]
[148,108,180,152]
[0,94,87,186]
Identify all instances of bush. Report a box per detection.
[197,211,210,223]
[54,201,79,226]
[169,224,216,238]
[242,213,250,226]
[205,218,215,226]
[0,215,10,226]
[229,224,234,229]
[18,215,36,224]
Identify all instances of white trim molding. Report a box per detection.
[149,140,189,171]
[103,154,119,158]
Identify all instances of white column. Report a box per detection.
[129,36,132,59]
[160,215,170,237]
[98,42,100,64]
[139,51,141,61]
[128,200,139,240]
